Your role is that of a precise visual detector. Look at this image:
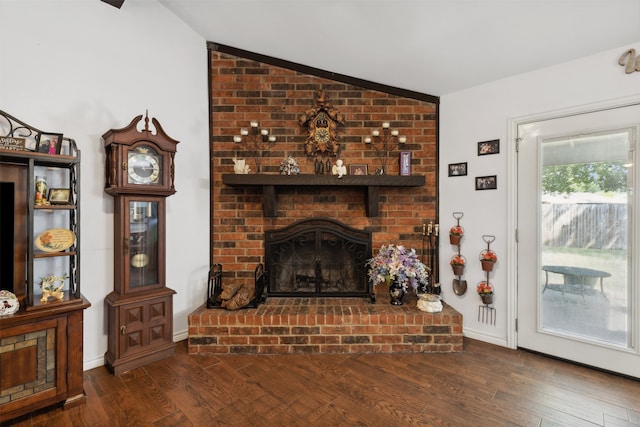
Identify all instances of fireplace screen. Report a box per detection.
[265,218,373,300]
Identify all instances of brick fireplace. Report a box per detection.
[186,44,460,356]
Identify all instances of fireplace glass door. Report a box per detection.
[265,218,372,298]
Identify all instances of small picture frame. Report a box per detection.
[399,151,411,176]
[37,133,63,155]
[349,164,368,176]
[477,139,500,156]
[475,175,497,190]
[448,162,467,177]
[48,188,71,204]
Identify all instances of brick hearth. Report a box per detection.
[188,296,462,355]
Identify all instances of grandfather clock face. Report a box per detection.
[127,145,162,185]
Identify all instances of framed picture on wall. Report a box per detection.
[477,139,500,156]
[475,175,497,190]
[349,164,368,176]
[448,162,467,177]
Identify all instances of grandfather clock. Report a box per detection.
[102,113,179,375]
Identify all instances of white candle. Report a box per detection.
[428,221,433,235]
[233,136,242,143]
[382,122,390,128]
[372,130,380,137]
[240,128,249,136]
[398,136,406,143]
[261,129,268,136]
[434,224,439,236]
[364,137,371,144]
[391,130,399,136]
[268,136,276,142]
[250,121,258,128]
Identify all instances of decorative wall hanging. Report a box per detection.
[475,175,497,190]
[449,212,467,295]
[448,162,467,177]
[299,89,344,161]
[477,139,499,156]
[478,235,496,325]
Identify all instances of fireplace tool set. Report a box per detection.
[421,220,440,294]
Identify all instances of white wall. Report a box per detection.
[0,0,210,369]
[439,41,640,346]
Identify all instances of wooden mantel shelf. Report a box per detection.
[222,174,425,217]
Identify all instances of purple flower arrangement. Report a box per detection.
[366,244,430,291]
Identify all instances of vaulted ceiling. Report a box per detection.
[158,0,640,96]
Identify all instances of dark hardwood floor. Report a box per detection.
[5,338,639,426]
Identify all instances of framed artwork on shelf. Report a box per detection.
[448,162,467,177]
[0,136,26,151]
[37,133,63,155]
[349,164,368,176]
[48,188,71,204]
[476,175,497,190]
[399,151,411,176]
[477,139,500,156]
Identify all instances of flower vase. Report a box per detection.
[389,281,405,305]
[481,260,495,272]
[480,293,493,305]
[452,264,465,276]
[449,234,461,245]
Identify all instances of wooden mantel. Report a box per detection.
[221,174,426,217]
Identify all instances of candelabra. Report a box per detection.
[364,122,406,175]
[233,121,276,173]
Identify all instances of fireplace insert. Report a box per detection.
[265,218,373,301]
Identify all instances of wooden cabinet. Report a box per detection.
[0,298,90,423]
[104,288,175,375]
[0,110,90,422]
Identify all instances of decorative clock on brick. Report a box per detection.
[299,89,344,158]
[102,113,179,375]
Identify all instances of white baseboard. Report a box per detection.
[463,329,508,347]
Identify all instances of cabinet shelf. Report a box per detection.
[35,204,76,210]
[35,250,77,259]
[221,173,425,217]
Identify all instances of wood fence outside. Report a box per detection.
[542,203,627,250]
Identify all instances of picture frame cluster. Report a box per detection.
[448,139,500,190]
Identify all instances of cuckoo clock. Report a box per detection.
[299,89,344,158]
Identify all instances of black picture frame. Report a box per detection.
[477,139,500,156]
[448,162,467,177]
[37,132,63,155]
[349,164,368,176]
[48,188,71,204]
[475,175,497,190]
